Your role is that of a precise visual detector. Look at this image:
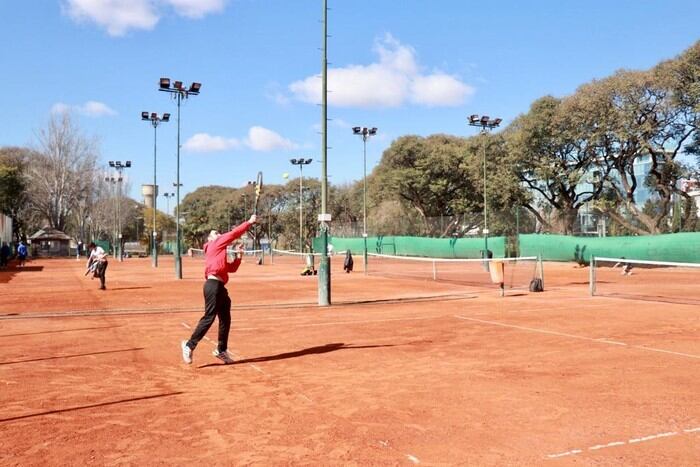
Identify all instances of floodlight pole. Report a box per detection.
[318,0,331,306]
[163,192,174,216]
[352,127,377,273]
[108,161,131,262]
[468,115,501,258]
[159,78,201,279]
[291,158,313,253]
[142,112,169,268]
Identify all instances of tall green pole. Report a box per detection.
[318,0,331,306]
[152,122,158,268]
[175,93,182,279]
[299,164,304,253]
[483,130,488,256]
[363,136,368,273]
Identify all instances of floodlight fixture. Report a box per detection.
[189,82,201,93]
[162,113,170,122]
[352,127,362,135]
[492,118,503,126]
[141,111,149,120]
[173,80,183,90]
[109,161,115,167]
[369,127,378,136]
[469,114,480,124]
[159,77,170,89]
[480,115,490,125]
[290,158,298,164]
[126,161,131,167]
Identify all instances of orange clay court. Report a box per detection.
[0,255,698,466]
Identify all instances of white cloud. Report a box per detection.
[51,100,117,117]
[81,100,118,116]
[183,127,298,153]
[410,74,473,107]
[183,133,241,152]
[166,0,226,18]
[289,34,474,109]
[63,0,227,36]
[245,126,298,151]
[51,103,72,115]
[63,0,160,36]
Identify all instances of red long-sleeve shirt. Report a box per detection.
[203,221,252,284]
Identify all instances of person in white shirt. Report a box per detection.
[86,242,109,290]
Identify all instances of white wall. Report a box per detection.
[0,215,12,244]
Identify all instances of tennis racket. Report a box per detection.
[253,171,263,215]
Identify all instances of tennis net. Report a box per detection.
[366,253,542,293]
[188,247,264,259]
[270,249,348,265]
[590,256,700,304]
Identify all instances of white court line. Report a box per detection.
[632,345,700,360]
[547,449,582,458]
[406,454,420,464]
[454,315,700,360]
[548,428,698,459]
[454,315,626,345]
[589,441,625,450]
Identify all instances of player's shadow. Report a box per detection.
[0,392,182,423]
[0,265,44,284]
[0,347,144,366]
[198,342,396,368]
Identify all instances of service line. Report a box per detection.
[454,315,700,360]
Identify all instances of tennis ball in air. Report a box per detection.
[282,172,289,179]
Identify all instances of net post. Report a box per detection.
[362,232,367,274]
[590,255,596,296]
[432,260,437,280]
[538,254,545,290]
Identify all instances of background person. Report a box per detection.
[0,242,10,268]
[16,241,27,267]
[86,242,108,290]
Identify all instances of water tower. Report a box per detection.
[141,184,158,208]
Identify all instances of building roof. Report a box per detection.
[29,228,72,241]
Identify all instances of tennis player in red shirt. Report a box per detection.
[182,214,257,364]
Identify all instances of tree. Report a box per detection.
[508,95,608,234]
[586,65,697,234]
[0,147,31,241]
[26,113,98,232]
[373,134,480,236]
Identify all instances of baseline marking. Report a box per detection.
[547,427,698,459]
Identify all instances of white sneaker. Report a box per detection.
[212,349,234,364]
[181,340,193,364]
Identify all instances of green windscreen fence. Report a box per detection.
[519,232,700,263]
[315,232,700,263]
[314,235,506,258]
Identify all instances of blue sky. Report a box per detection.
[1,1,699,211]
